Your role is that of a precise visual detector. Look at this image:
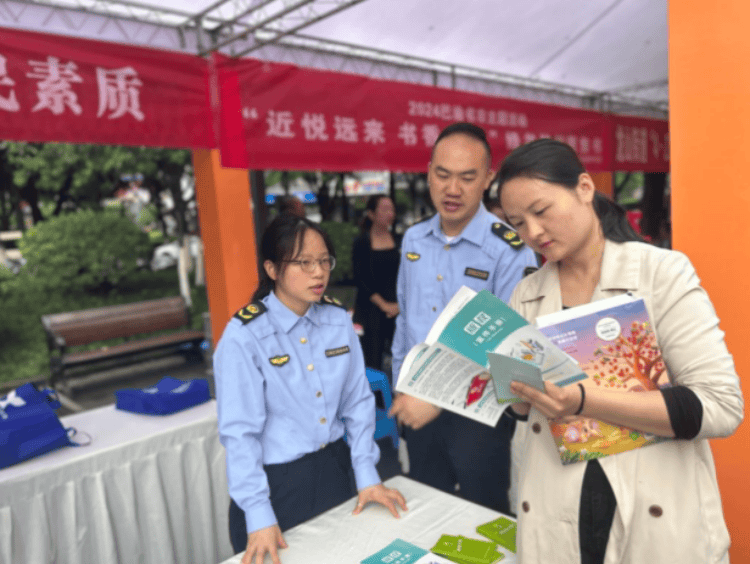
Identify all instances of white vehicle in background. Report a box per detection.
[0,231,25,273]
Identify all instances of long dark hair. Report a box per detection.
[252,215,336,302]
[496,138,643,243]
[360,194,393,233]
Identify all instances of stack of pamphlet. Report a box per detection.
[475,517,516,553]
[430,535,504,564]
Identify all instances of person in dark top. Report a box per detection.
[352,195,401,375]
[497,138,743,564]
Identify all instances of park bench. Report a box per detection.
[41,296,205,397]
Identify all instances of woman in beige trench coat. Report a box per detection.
[497,139,743,564]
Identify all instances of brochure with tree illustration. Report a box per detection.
[395,286,586,427]
[535,293,672,465]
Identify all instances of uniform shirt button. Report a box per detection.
[316,391,322,398]
[307,364,314,371]
[649,505,663,517]
[522,501,530,513]
[300,337,307,344]
[532,423,542,433]
[437,274,443,281]
[432,307,437,312]
[444,244,450,251]
[320,444,326,450]
[320,417,327,424]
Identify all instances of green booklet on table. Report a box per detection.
[430,535,504,564]
[476,517,517,553]
[360,539,454,564]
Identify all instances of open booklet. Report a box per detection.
[395,286,586,426]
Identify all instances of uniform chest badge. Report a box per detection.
[325,345,350,358]
[406,252,420,261]
[465,267,490,280]
[269,354,290,367]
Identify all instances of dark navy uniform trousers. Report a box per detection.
[403,409,515,515]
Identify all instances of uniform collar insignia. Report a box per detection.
[234,301,267,324]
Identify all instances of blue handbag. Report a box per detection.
[0,383,78,469]
[115,376,210,415]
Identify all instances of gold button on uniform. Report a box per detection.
[300,337,307,344]
[307,364,314,371]
[444,244,450,251]
[320,443,326,450]
[316,391,322,398]
[437,274,443,281]
[320,417,327,424]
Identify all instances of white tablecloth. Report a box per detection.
[0,400,233,564]
[219,475,517,564]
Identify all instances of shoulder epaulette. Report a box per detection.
[321,295,346,309]
[233,301,267,324]
[491,222,525,250]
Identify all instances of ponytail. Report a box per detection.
[592,192,644,243]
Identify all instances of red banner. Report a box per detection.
[610,114,669,172]
[0,27,215,149]
[219,56,622,172]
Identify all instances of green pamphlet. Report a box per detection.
[361,539,454,564]
[476,517,517,553]
[430,535,504,564]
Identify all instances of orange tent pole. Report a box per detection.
[193,149,259,346]
[670,2,750,561]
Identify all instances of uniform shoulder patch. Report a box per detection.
[321,295,346,309]
[491,222,525,250]
[233,301,267,324]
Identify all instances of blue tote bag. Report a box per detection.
[0,383,79,469]
[115,376,210,415]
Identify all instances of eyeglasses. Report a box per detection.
[284,256,336,273]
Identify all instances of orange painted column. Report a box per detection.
[193,149,259,346]
[670,3,750,562]
[589,171,613,199]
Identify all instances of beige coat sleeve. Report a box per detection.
[651,250,744,439]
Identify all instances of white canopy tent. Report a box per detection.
[0,0,667,118]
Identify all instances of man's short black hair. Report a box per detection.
[431,122,492,167]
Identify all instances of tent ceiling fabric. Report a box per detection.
[0,0,667,116]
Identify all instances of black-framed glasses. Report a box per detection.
[284,256,336,273]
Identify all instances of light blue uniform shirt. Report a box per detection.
[392,205,538,383]
[214,291,381,533]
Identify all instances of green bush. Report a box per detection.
[320,220,360,285]
[18,209,151,292]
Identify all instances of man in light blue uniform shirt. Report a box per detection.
[390,123,537,514]
[216,291,383,544]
